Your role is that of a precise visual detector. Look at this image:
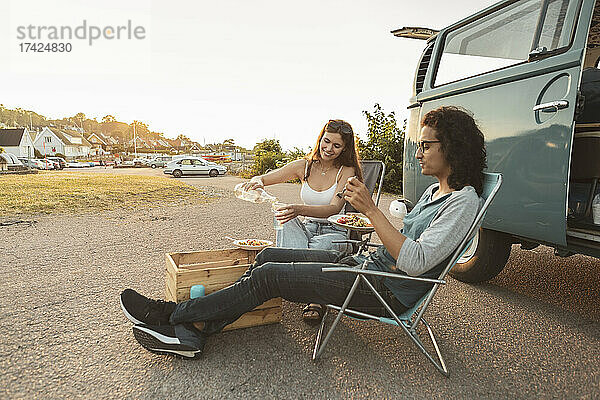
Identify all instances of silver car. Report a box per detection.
[149,156,172,169]
[164,157,227,178]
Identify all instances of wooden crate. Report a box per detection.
[165,248,281,331]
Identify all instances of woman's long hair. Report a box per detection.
[421,106,487,195]
[304,119,363,181]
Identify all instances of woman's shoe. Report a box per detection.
[302,303,325,325]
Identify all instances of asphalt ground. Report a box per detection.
[1,167,599,399]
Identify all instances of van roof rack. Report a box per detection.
[391,27,439,40]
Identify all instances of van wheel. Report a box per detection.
[151,164,157,169]
[449,228,512,283]
[173,169,183,178]
[209,169,218,177]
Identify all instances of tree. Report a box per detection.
[253,139,282,155]
[128,120,149,137]
[285,146,310,163]
[251,139,285,175]
[360,103,405,194]
[102,115,116,123]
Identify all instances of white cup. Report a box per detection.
[390,200,407,220]
[272,202,286,230]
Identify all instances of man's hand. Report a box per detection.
[343,176,378,217]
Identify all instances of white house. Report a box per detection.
[86,133,109,156]
[34,127,91,159]
[0,128,35,158]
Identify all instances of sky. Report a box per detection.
[1,0,499,151]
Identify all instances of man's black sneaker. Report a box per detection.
[120,289,176,326]
[132,323,205,359]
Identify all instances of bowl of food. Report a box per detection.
[327,214,374,233]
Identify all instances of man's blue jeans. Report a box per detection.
[169,247,407,335]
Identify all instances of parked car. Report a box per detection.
[17,158,38,169]
[132,158,150,167]
[46,157,66,169]
[33,158,55,170]
[399,0,600,282]
[164,157,227,178]
[1,153,25,170]
[149,156,172,169]
[66,160,86,168]
[47,159,61,169]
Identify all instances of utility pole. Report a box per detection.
[133,121,138,158]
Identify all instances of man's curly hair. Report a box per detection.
[421,106,487,195]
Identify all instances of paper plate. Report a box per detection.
[327,214,374,233]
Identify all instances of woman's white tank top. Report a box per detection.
[300,162,343,222]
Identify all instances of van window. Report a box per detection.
[434,0,577,86]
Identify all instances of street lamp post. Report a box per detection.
[133,122,138,158]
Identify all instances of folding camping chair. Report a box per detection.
[313,172,503,376]
[346,160,386,214]
[341,160,385,251]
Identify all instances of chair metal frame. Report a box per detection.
[312,172,503,376]
[343,160,385,251]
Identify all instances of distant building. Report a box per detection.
[0,128,35,158]
[86,133,110,156]
[34,127,92,158]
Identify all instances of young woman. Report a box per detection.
[119,106,487,359]
[244,119,363,253]
[245,119,363,323]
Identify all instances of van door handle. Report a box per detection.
[533,100,569,113]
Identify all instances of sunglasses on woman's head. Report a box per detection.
[327,120,353,134]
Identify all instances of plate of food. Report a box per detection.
[230,238,274,251]
[328,214,374,233]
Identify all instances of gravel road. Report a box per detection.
[1,168,599,399]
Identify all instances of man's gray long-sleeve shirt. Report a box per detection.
[363,183,482,308]
[396,184,481,276]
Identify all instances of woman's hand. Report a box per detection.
[343,176,378,217]
[274,204,303,224]
[242,176,264,191]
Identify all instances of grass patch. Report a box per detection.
[0,172,223,217]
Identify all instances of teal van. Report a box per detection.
[398,0,600,282]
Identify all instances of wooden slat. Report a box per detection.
[176,264,251,288]
[192,282,283,298]
[193,306,282,332]
[167,252,181,266]
[179,258,249,270]
[248,250,258,263]
[165,279,177,302]
[165,254,179,302]
[224,307,281,331]
[177,248,250,266]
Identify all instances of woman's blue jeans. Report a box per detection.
[169,247,406,335]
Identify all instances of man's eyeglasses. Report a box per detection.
[416,140,441,153]
[327,120,353,134]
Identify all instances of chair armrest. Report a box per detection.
[321,266,446,284]
[332,240,381,248]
